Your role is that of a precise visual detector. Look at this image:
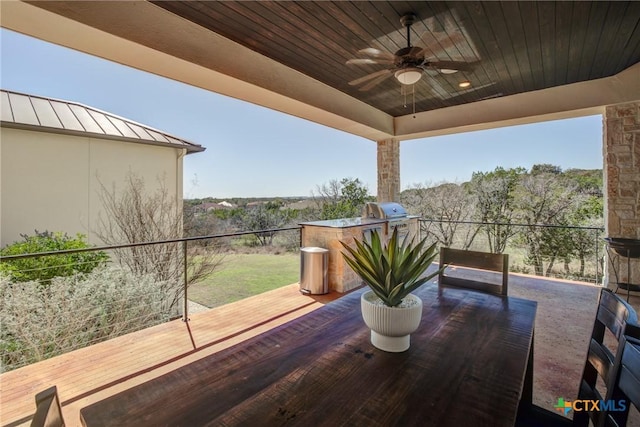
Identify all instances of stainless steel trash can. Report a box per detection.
[300,247,329,295]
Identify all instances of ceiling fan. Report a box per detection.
[346,13,476,92]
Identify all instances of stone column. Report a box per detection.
[603,101,640,288]
[377,138,400,202]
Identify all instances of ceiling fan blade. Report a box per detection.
[422,67,440,76]
[357,47,396,61]
[418,30,466,55]
[346,58,395,66]
[348,69,393,86]
[425,60,479,72]
[358,70,394,91]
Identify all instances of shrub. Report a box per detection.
[0,231,108,282]
[96,173,222,315]
[0,266,170,372]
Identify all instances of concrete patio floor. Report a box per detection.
[2,270,640,426]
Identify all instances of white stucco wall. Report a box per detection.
[1,127,184,247]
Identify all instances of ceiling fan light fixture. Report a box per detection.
[439,68,459,74]
[395,67,422,85]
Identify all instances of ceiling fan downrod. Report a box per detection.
[400,13,417,47]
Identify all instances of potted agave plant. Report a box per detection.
[340,228,444,352]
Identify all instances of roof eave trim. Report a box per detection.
[0,122,206,154]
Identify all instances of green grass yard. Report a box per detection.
[188,253,299,308]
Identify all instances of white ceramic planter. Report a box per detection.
[360,290,423,352]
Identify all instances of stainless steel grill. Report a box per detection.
[362,202,407,220]
[362,202,414,240]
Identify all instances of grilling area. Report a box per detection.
[300,202,418,292]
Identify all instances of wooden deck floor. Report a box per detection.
[2,274,639,427]
[0,284,339,427]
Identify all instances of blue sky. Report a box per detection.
[1,29,603,198]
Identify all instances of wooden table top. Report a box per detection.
[80,284,537,427]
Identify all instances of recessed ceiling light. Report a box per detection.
[458,81,471,88]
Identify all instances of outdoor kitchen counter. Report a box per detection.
[300,216,419,228]
[299,217,387,228]
[300,215,419,293]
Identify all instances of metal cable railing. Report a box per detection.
[0,219,604,372]
[0,226,301,372]
[418,219,604,284]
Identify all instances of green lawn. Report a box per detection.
[188,253,299,308]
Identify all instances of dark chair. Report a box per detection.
[438,247,508,296]
[30,386,64,427]
[605,331,640,427]
[516,288,639,427]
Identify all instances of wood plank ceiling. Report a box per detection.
[150,1,640,118]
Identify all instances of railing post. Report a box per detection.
[182,240,189,322]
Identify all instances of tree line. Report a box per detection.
[400,164,603,279]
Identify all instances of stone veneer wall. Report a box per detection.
[377,139,400,202]
[604,100,640,288]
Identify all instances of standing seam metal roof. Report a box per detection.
[0,89,205,153]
